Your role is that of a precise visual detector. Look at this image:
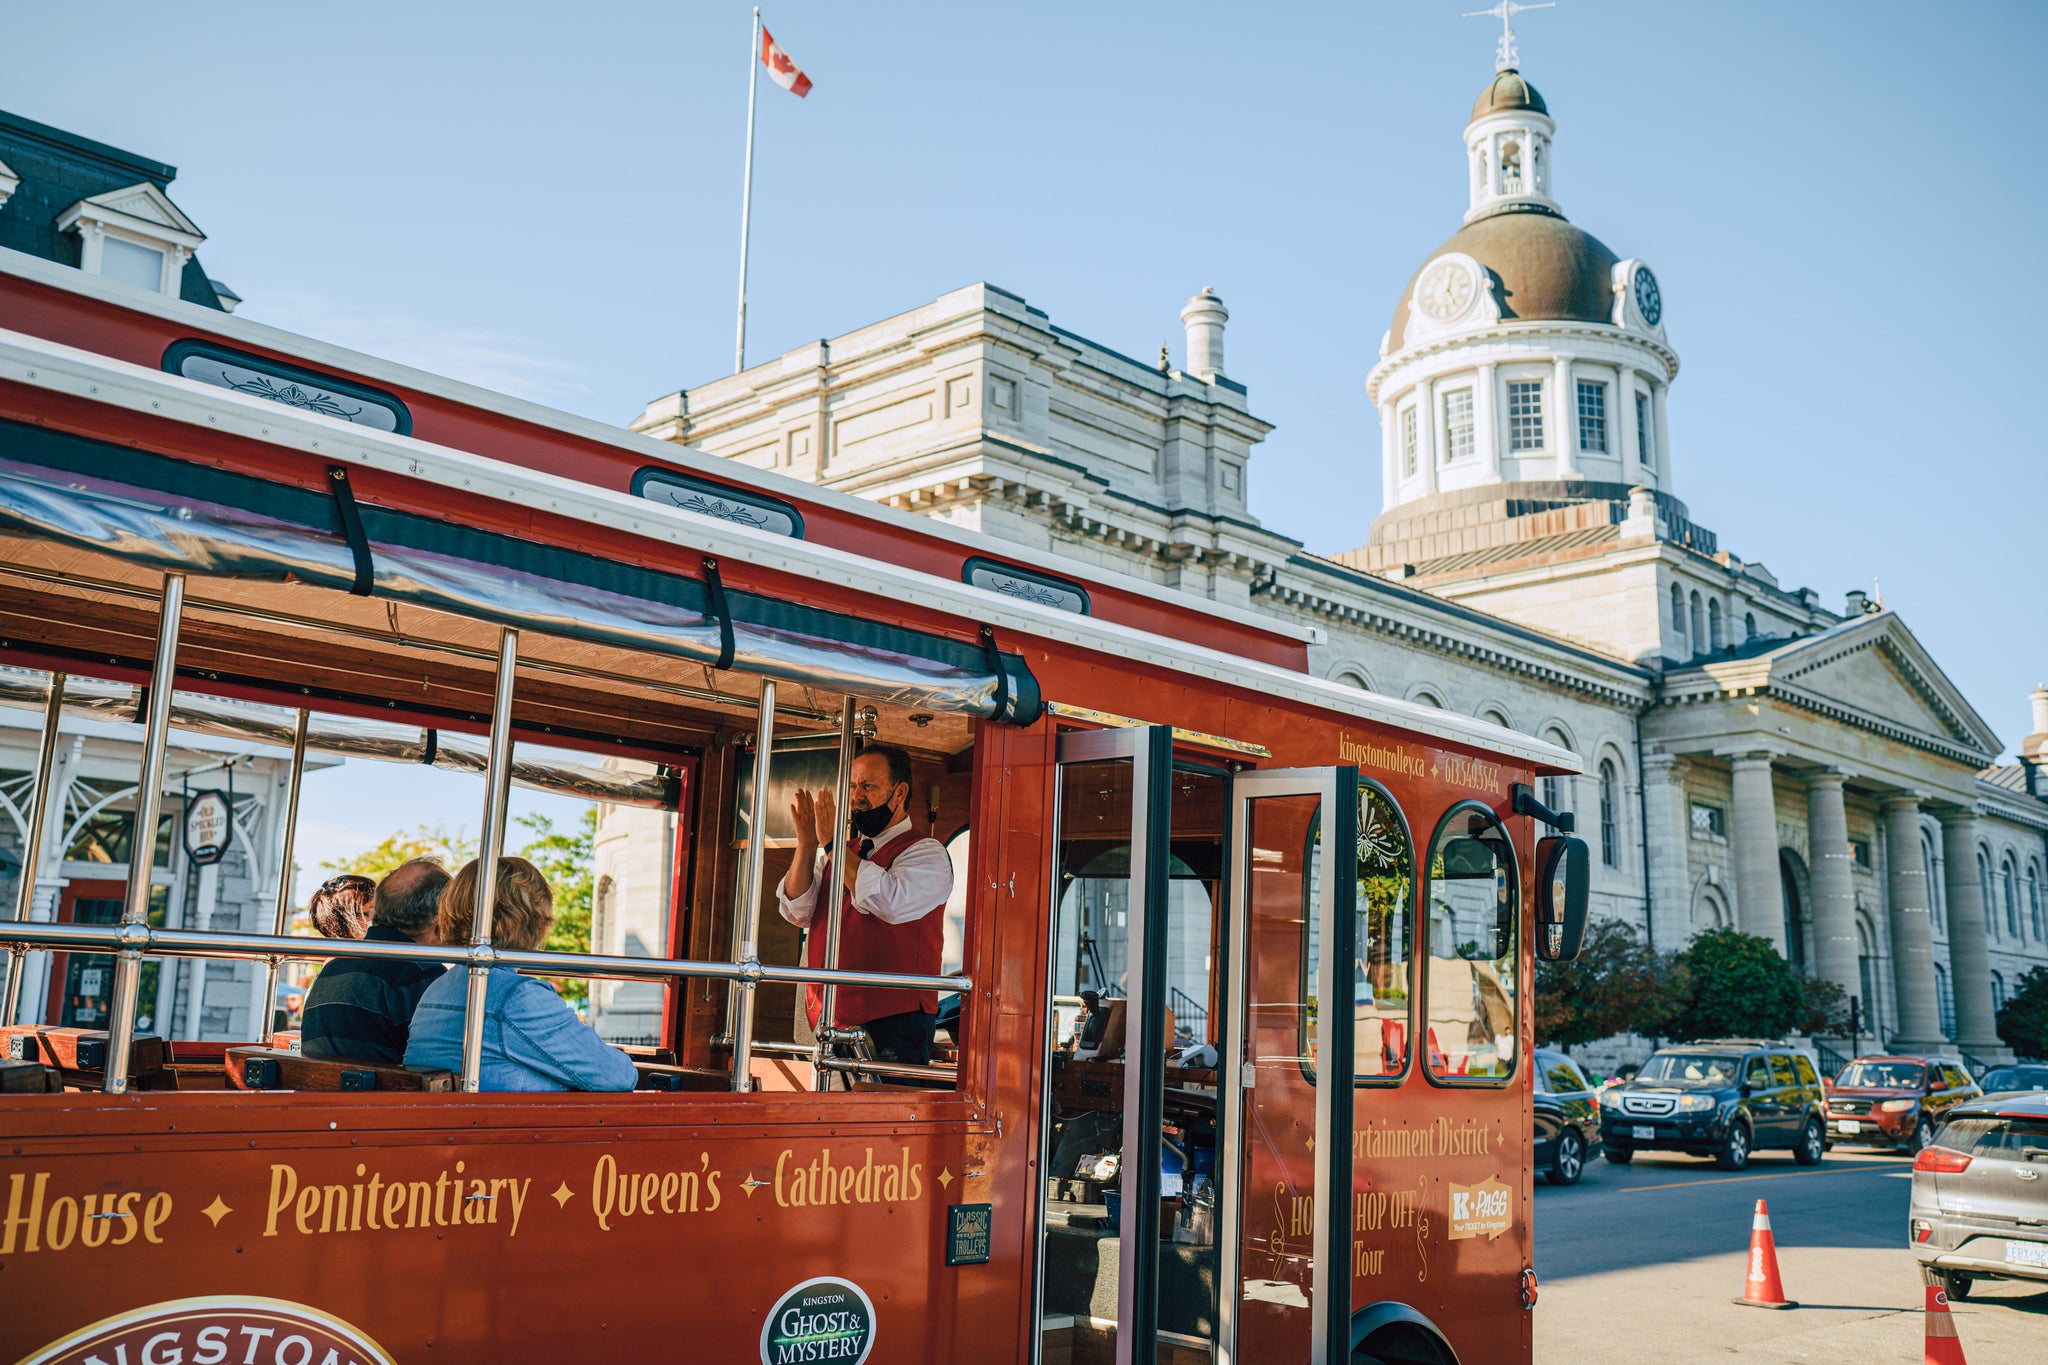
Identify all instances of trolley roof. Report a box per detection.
[0,253,1578,773]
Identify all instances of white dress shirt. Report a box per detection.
[776,817,954,928]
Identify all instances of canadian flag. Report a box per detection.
[760,24,812,98]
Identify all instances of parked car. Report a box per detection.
[1910,1093,2048,1299]
[1977,1063,2048,1098]
[1599,1039,1826,1171]
[1827,1055,1981,1154]
[1533,1049,1602,1185]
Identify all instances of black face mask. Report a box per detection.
[849,803,895,839]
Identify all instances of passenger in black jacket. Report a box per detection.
[300,859,449,1063]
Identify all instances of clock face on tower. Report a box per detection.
[1417,259,1476,321]
[1633,267,1663,327]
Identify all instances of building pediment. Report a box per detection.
[55,181,205,248]
[1677,613,2000,764]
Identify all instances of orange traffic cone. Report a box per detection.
[1732,1198,1797,1309]
[1922,1269,1967,1364]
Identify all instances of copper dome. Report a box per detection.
[1386,207,1619,353]
[1471,68,1548,121]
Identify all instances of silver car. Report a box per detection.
[1910,1092,2048,1298]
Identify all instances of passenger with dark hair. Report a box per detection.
[307,874,375,941]
[300,858,450,1063]
[405,857,636,1092]
[778,743,954,1065]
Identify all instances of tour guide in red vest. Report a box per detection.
[777,744,954,1065]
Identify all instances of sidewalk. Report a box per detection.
[1535,1246,2048,1362]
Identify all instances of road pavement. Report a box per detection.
[1532,1144,2048,1362]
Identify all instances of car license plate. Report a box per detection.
[1837,1120,1861,1134]
[2006,1241,2048,1268]
[1631,1125,1656,1140]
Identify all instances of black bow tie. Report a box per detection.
[858,838,875,860]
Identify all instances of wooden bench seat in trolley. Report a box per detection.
[633,1062,732,1092]
[2,1026,176,1090]
[0,1057,62,1093]
[225,1046,454,1093]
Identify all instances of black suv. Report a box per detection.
[1600,1041,1827,1171]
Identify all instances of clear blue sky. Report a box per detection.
[3,2,2041,805]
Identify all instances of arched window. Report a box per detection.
[2030,863,2043,940]
[1708,598,1725,652]
[2003,856,2020,938]
[1690,592,1706,656]
[1934,964,1954,1038]
[1670,583,1687,655]
[1779,853,1806,976]
[1856,913,1879,1029]
[1979,851,1996,938]
[1744,611,1757,642]
[1499,139,1523,194]
[1923,829,1945,936]
[1992,971,2007,1014]
[1597,760,1620,869]
[1539,729,1573,818]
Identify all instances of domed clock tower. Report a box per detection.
[1352,62,1699,602]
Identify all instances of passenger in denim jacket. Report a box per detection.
[405,856,637,1092]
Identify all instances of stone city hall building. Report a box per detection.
[634,63,2048,1064]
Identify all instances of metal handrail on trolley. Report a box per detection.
[0,920,970,996]
[0,917,969,1083]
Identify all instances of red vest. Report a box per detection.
[803,829,945,1030]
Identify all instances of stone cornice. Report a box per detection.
[839,455,1300,576]
[1366,319,1681,404]
[1271,556,1652,706]
[1976,777,2048,830]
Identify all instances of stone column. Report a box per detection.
[1617,365,1640,471]
[1653,381,1674,485]
[1641,752,1693,949]
[1417,380,1439,495]
[1379,403,1398,510]
[1552,357,1578,476]
[1806,771,1858,997]
[1475,362,1499,479]
[1939,811,2004,1056]
[1883,797,1945,1048]
[1729,753,1787,951]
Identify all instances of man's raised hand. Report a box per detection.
[811,786,838,847]
[790,787,818,849]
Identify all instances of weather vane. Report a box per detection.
[1463,0,1555,72]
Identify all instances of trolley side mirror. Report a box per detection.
[1534,834,1590,962]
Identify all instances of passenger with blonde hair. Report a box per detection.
[404,856,636,1092]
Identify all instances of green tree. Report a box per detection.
[322,812,599,1007]
[516,809,597,1007]
[1535,919,1687,1051]
[1798,974,1854,1039]
[1668,928,1806,1041]
[320,823,475,882]
[1997,966,2048,1060]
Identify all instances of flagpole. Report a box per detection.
[734,6,761,375]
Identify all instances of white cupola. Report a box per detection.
[1464,69,1556,222]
